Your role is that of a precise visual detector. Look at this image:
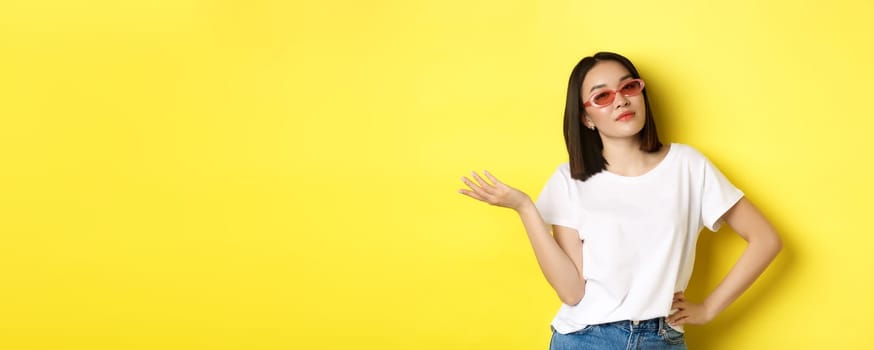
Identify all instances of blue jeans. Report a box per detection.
[549,317,686,350]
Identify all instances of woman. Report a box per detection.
[458,52,782,349]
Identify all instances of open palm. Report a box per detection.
[458,171,530,211]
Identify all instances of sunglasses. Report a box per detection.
[583,79,645,108]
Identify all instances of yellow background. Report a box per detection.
[1,0,871,349]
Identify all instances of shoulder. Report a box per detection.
[668,143,730,178]
[669,143,708,163]
[668,143,699,157]
[542,162,571,176]
[542,162,574,187]
[547,162,573,180]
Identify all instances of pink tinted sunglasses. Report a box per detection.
[583,79,645,108]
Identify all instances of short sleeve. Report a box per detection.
[535,164,580,232]
[700,156,744,232]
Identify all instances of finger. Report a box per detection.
[670,315,688,326]
[461,176,479,190]
[666,310,685,324]
[483,170,502,185]
[471,172,498,195]
[461,177,494,202]
[470,171,493,189]
[458,189,487,202]
[484,171,513,192]
[461,177,486,195]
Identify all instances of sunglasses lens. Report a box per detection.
[587,80,644,107]
[591,91,615,107]
[619,80,643,95]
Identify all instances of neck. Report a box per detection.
[601,137,644,163]
[600,137,652,176]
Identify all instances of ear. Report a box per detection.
[581,115,595,130]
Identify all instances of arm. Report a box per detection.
[667,197,782,326]
[518,203,587,305]
[459,171,586,305]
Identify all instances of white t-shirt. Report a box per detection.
[535,143,743,334]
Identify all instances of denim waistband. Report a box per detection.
[601,317,666,332]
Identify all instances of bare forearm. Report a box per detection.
[456,171,585,304]
[704,234,782,317]
[669,199,783,327]
[515,199,586,305]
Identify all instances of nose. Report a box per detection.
[614,93,631,108]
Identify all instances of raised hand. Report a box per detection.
[458,170,531,211]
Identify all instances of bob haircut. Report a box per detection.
[563,52,662,181]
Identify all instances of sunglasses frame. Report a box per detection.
[583,78,646,108]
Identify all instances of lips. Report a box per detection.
[615,111,635,121]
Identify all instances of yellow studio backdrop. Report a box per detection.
[0,0,871,349]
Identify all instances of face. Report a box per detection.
[580,60,646,140]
